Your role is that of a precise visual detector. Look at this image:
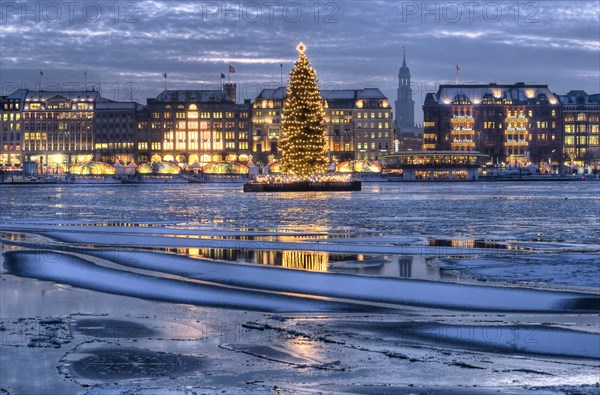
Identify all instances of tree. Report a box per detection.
[279,43,328,177]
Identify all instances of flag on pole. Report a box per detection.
[228,65,235,73]
[220,73,226,79]
[40,70,44,76]
[456,64,460,71]
[163,73,167,78]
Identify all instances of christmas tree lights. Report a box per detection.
[278,42,329,178]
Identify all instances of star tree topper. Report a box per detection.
[296,42,307,54]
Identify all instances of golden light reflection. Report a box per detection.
[170,247,329,272]
[282,250,328,272]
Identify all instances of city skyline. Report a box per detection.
[1,1,599,124]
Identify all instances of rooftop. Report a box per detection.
[426,83,560,105]
[153,90,234,103]
[7,89,110,102]
[256,87,389,102]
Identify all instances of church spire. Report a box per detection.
[402,46,406,67]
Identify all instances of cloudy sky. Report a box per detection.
[1,0,598,122]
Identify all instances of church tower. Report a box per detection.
[395,47,415,130]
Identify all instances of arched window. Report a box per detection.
[565,114,575,122]
[577,113,587,122]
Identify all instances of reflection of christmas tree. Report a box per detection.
[279,43,328,177]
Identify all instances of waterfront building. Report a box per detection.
[252,87,393,162]
[94,101,143,164]
[381,151,486,181]
[423,83,562,165]
[0,89,106,169]
[0,93,23,165]
[557,90,599,167]
[138,89,252,167]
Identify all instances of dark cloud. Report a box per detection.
[1,0,598,123]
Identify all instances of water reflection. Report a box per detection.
[428,237,530,250]
[154,247,447,280]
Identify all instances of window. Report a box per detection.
[577,113,587,122]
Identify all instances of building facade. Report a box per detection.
[0,93,23,165]
[252,87,393,163]
[423,83,562,165]
[0,89,106,168]
[94,101,143,163]
[138,89,252,166]
[558,90,599,167]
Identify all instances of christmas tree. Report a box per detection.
[279,43,329,178]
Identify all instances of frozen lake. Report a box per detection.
[1,181,599,288]
[1,182,598,243]
[1,181,599,394]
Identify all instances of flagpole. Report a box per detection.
[84,71,87,91]
[280,63,283,89]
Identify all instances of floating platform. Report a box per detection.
[243,181,362,192]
